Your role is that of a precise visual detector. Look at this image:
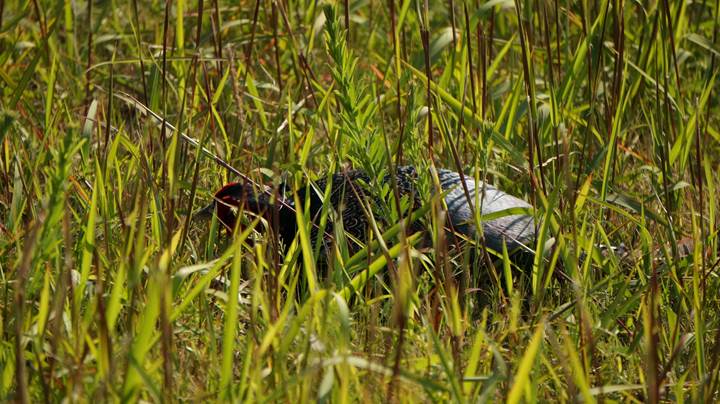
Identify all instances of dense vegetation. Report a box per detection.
[1,0,718,401]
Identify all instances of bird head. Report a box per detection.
[194,182,269,232]
[214,182,256,231]
[198,181,297,243]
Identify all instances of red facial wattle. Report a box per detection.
[214,184,244,231]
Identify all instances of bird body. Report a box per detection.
[436,169,535,253]
[210,166,536,258]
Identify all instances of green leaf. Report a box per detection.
[507,322,544,404]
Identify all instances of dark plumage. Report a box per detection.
[209,166,536,259]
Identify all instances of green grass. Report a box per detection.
[1,0,719,401]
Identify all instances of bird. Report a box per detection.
[204,166,537,264]
[206,166,536,260]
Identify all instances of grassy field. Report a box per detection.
[1,0,719,401]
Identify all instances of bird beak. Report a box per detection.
[193,201,216,220]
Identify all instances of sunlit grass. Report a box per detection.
[0,0,718,401]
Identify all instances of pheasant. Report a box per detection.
[205,166,536,261]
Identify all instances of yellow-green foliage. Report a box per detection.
[0,0,718,402]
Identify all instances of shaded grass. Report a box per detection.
[1,0,719,401]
